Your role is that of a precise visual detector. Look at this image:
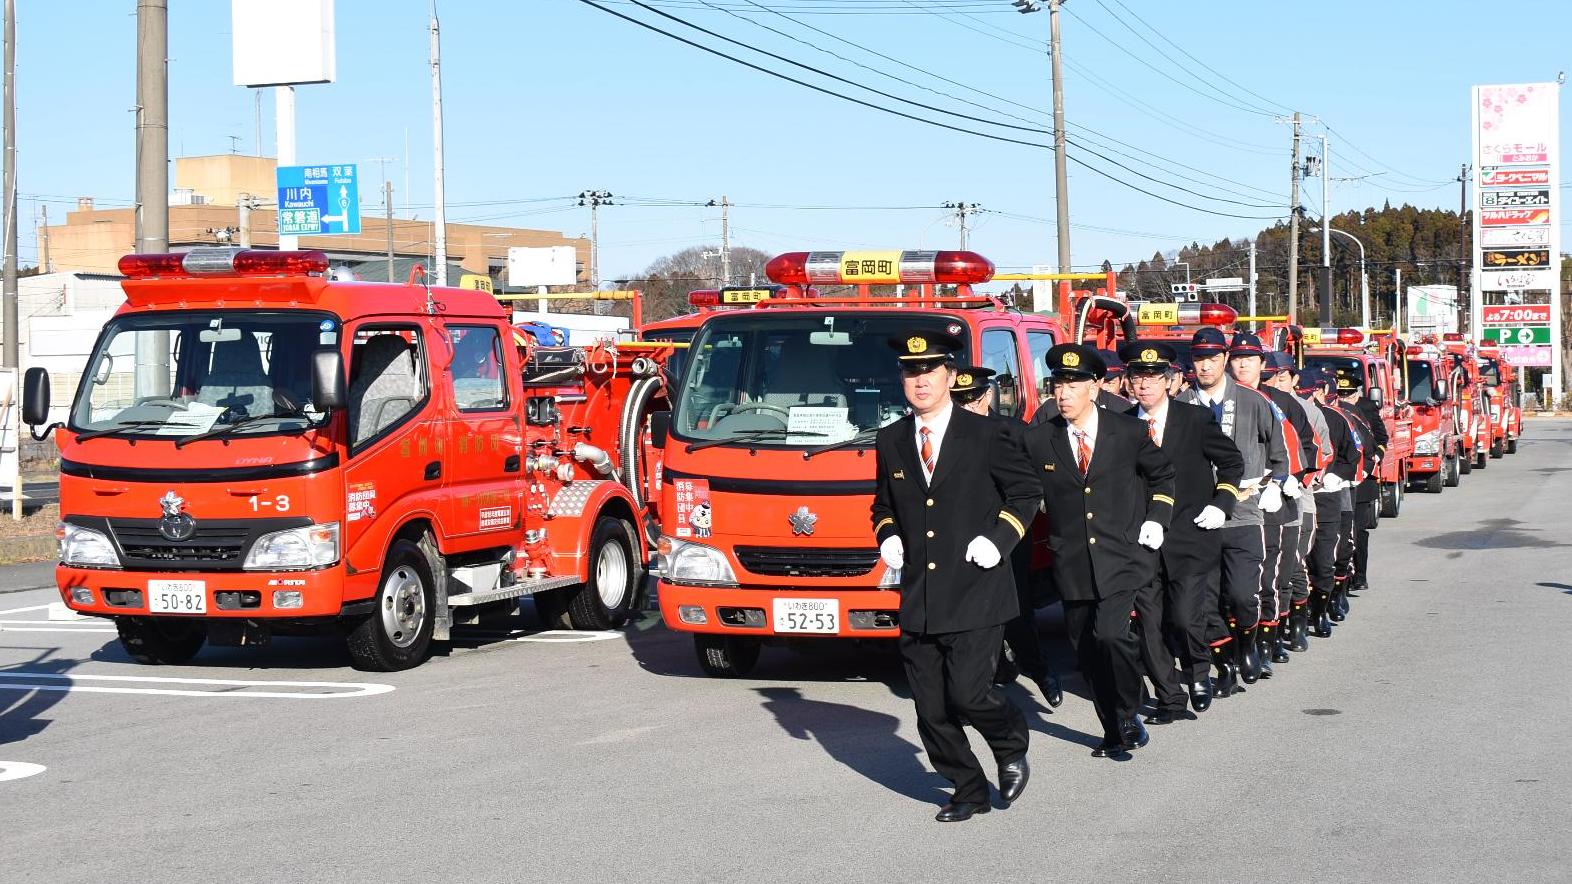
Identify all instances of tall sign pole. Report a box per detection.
[430,1,447,286]
[1048,0,1071,273]
[2,0,18,370]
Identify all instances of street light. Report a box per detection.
[1311,226,1369,329]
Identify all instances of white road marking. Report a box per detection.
[512,630,623,643]
[0,604,54,617]
[0,626,117,634]
[0,761,47,782]
[0,671,395,699]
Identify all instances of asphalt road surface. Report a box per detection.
[2,421,1569,883]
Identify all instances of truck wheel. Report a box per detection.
[116,617,205,665]
[1423,469,1443,494]
[1459,448,1473,474]
[1506,438,1518,455]
[347,537,437,671]
[1475,449,1488,470]
[1490,439,1504,459]
[694,634,760,678]
[1379,482,1401,518]
[1443,454,1461,488]
[565,517,637,631]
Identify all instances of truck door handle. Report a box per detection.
[424,461,442,480]
[503,454,521,472]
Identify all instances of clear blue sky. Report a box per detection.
[12,0,1571,285]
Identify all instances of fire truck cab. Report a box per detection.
[22,248,664,670]
[1403,338,1464,492]
[653,250,1074,677]
[1299,327,1415,518]
[1474,341,1522,457]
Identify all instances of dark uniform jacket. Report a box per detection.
[1023,410,1177,601]
[1128,399,1245,578]
[872,406,1041,635]
[1316,402,1362,484]
[1351,397,1388,504]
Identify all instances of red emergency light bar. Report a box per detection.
[119,247,330,279]
[1306,327,1365,346]
[1441,332,1466,342]
[765,249,994,286]
[1135,302,1237,326]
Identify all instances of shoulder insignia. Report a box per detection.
[892,469,905,480]
[1043,463,1055,472]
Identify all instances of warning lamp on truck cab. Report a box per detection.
[1301,327,1365,346]
[689,286,789,309]
[1135,302,1237,327]
[764,250,995,286]
[118,247,330,279]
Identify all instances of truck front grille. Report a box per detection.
[65,516,314,572]
[733,546,880,578]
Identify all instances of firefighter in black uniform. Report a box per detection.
[1331,371,1375,626]
[1023,344,1176,757]
[951,365,1064,709]
[1119,341,1244,719]
[871,332,1040,823]
[1340,370,1387,596]
[1300,367,1361,638]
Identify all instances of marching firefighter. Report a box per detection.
[1339,369,1388,597]
[871,332,1038,823]
[1178,327,1287,696]
[1228,334,1317,676]
[1333,372,1379,623]
[1023,344,1176,757]
[951,365,1064,709]
[1119,341,1244,719]
[1275,356,1334,652]
[1302,368,1362,637]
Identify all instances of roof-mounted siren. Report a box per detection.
[1303,327,1365,346]
[764,250,994,296]
[119,247,330,279]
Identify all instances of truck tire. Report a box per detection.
[1490,438,1504,459]
[1475,449,1488,470]
[565,516,637,631]
[1379,481,1401,518]
[1422,468,1443,494]
[1443,453,1461,488]
[1459,448,1473,474]
[116,617,205,665]
[1506,437,1518,455]
[694,634,760,678]
[347,536,438,671]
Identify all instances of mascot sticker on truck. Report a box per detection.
[673,478,712,539]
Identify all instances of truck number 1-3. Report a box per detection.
[249,495,291,513]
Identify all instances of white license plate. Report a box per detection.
[148,580,207,614]
[772,598,839,634]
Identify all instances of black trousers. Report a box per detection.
[900,626,1029,804]
[1290,507,1316,606]
[1063,590,1143,743]
[1001,541,1049,682]
[1214,523,1265,638]
[1310,494,1342,596]
[1353,500,1377,588]
[1272,521,1301,620]
[1135,568,1189,713]
[1336,510,1357,583]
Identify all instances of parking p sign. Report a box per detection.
[276,164,361,236]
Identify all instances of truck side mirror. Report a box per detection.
[312,349,346,410]
[22,367,50,426]
[650,410,671,448]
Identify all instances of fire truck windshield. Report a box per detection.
[1302,355,1368,392]
[1406,359,1439,403]
[671,313,967,449]
[70,311,333,440]
[1479,358,1501,386]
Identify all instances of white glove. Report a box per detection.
[1283,474,1303,499]
[1137,521,1164,550]
[1192,505,1225,530]
[965,536,1001,569]
[879,535,904,571]
[1319,473,1348,493]
[1260,482,1283,513]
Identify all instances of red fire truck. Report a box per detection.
[1438,333,1487,472]
[1403,338,1464,492]
[1298,327,1415,518]
[1474,341,1522,457]
[652,250,1112,677]
[22,248,668,670]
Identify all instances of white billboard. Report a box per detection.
[1407,285,1459,337]
[1471,81,1562,397]
[507,246,579,288]
[232,0,337,87]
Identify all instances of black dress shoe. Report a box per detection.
[1120,717,1150,751]
[1091,738,1126,758]
[1036,672,1064,708]
[1145,709,1177,725]
[1189,680,1212,713]
[935,801,990,822]
[998,757,1029,804]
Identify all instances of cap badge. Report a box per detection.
[906,335,927,354]
[956,373,973,387]
[1141,348,1158,362]
[1063,351,1081,367]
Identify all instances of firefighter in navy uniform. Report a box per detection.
[1340,369,1387,596]
[1023,344,1176,757]
[1302,368,1362,637]
[1333,371,1379,622]
[1276,357,1334,652]
[1119,341,1244,719]
[951,365,1064,709]
[871,332,1039,823]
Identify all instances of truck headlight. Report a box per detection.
[59,523,120,567]
[244,522,340,571]
[1413,430,1441,455]
[877,565,902,588]
[659,536,737,586]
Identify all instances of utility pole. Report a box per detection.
[385,180,395,283]
[133,0,169,403]
[429,2,447,285]
[1316,133,1332,324]
[40,205,51,273]
[943,201,981,249]
[1048,0,1070,273]
[1248,239,1258,332]
[707,196,732,285]
[1394,266,1402,336]
[579,190,612,287]
[1457,163,1471,334]
[253,89,262,157]
[2,0,13,369]
[236,193,252,247]
[1286,112,1302,322]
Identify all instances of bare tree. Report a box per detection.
[620,245,773,322]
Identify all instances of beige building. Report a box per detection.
[40,154,589,283]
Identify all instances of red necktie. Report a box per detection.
[1075,429,1091,473]
[920,426,936,475]
[1147,417,1158,443]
